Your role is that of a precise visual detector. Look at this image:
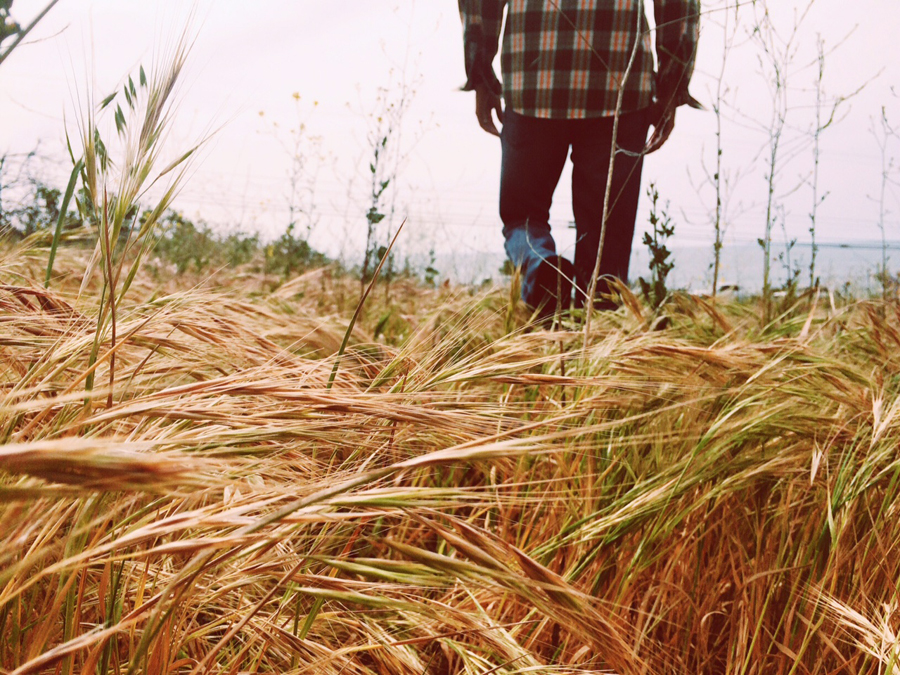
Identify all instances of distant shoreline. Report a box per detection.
[431,240,900,293]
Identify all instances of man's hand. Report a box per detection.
[645,90,702,153]
[644,103,676,154]
[475,85,503,137]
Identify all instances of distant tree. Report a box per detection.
[153,210,215,275]
[20,182,60,236]
[0,148,40,235]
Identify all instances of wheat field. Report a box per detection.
[1,239,898,674]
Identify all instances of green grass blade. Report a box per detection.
[44,160,83,288]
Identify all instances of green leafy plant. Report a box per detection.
[270,221,327,279]
[361,149,390,285]
[358,67,422,287]
[260,93,324,279]
[775,208,801,300]
[638,184,676,310]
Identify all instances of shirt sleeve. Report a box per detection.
[653,0,701,109]
[458,0,505,95]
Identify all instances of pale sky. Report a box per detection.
[1,0,899,286]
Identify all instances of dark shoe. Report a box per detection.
[527,255,575,321]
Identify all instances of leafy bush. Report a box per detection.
[267,221,327,279]
[150,209,328,278]
[152,209,216,274]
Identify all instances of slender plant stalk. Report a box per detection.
[710,0,735,299]
[101,190,118,409]
[753,0,817,320]
[327,220,405,390]
[809,35,824,290]
[581,1,644,352]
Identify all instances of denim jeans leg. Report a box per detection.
[569,109,650,302]
[499,110,570,305]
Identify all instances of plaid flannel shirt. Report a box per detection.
[459,0,700,119]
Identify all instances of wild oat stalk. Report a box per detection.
[73,28,203,410]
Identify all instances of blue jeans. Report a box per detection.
[500,108,650,305]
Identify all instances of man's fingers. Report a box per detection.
[476,108,501,136]
[483,121,501,136]
[644,110,675,154]
[479,116,500,136]
[644,130,669,154]
[475,86,503,137]
[478,112,500,136]
[644,127,668,154]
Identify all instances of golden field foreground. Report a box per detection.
[1,245,899,674]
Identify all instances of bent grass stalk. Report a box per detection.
[327,220,405,390]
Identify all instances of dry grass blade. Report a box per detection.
[816,592,900,668]
[0,438,214,491]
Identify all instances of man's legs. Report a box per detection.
[499,110,572,308]
[569,110,650,306]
